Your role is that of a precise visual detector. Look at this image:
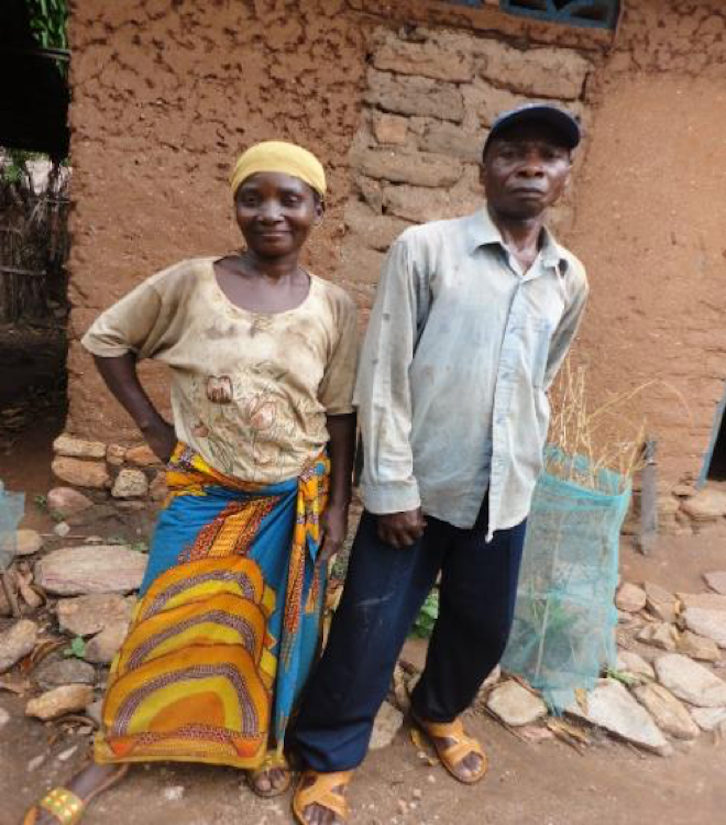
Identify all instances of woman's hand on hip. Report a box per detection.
[376,508,426,549]
[319,502,349,564]
[142,418,177,464]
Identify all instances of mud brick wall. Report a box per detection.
[338,25,596,316]
[65,0,369,442]
[61,0,726,519]
[567,0,726,497]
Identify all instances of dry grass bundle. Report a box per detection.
[545,360,688,493]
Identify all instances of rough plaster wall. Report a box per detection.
[65,0,367,441]
[569,0,726,486]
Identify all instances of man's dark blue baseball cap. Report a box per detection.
[483,103,581,156]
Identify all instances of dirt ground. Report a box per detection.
[2,432,726,825]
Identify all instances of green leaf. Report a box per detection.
[63,636,86,659]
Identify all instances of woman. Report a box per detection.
[24,141,357,825]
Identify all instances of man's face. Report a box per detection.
[480,123,572,221]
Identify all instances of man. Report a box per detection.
[291,104,589,825]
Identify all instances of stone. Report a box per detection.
[57,745,78,762]
[25,684,95,720]
[111,468,149,499]
[364,69,465,123]
[682,607,726,648]
[370,701,404,749]
[16,572,42,610]
[0,619,39,673]
[53,434,107,460]
[84,621,129,664]
[52,457,110,489]
[339,243,386,286]
[125,444,160,466]
[34,658,96,690]
[690,706,726,732]
[54,522,71,538]
[57,593,135,637]
[637,622,679,652]
[355,175,384,213]
[654,653,726,707]
[86,699,103,727]
[47,487,94,518]
[644,582,677,623]
[383,183,456,224]
[14,529,43,557]
[678,630,720,663]
[0,707,9,730]
[418,120,484,163]
[487,681,548,727]
[681,488,726,521]
[482,664,502,690]
[633,683,700,740]
[704,571,726,595]
[615,582,647,613]
[106,444,126,466]
[27,754,45,771]
[149,471,168,502]
[372,34,474,83]
[476,39,592,100]
[35,546,148,595]
[673,483,697,497]
[344,201,410,253]
[616,650,655,680]
[373,113,409,145]
[400,637,428,672]
[475,82,530,128]
[164,786,185,802]
[567,679,671,756]
[352,148,462,188]
[678,592,726,611]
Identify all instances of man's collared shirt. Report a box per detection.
[354,206,589,540]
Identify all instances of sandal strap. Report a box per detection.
[295,770,353,819]
[417,715,487,779]
[418,717,466,739]
[440,736,485,766]
[38,788,85,825]
[255,751,290,771]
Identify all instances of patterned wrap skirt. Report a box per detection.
[94,443,329,769]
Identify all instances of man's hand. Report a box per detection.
[376,508,426,549]
[142,418,177,464]
[319,502,349,565]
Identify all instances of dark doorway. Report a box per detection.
[704,391,726,483]
[0,0,69,495]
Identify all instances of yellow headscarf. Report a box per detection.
[230,141,327,199]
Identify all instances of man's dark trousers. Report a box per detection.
[292,498,526,772]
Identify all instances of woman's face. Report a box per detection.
[235,172,323,259]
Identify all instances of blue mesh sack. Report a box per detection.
[0,480,25,571]
[501,447,631,713]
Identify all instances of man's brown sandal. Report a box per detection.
[414,715,488,784]
[22,764,129,825]
[292,769,353,824]
[247,751,293,798]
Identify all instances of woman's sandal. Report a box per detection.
[292,769,353,825]
[247,751,293,798]
[22,764,129,825]
[413,715,488,785]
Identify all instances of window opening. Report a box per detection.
[500,0,619,29]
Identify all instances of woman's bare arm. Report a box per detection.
[93,353,176,462]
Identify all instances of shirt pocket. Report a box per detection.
[512,316,554,389]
